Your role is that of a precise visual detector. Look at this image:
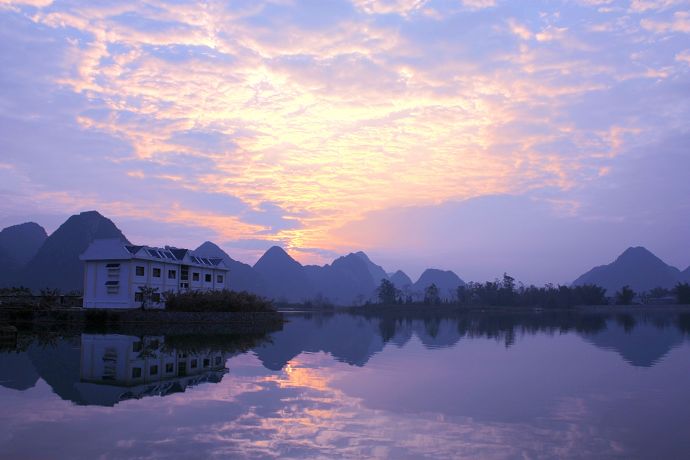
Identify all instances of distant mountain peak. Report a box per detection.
[413,269,465,299]
[0,221,47,268]
[352,251,388,284]
[16,210,129,291]
[616,246,663,264]
[254,246,302,270]
[390,270,413,289]
[573,246,681,294]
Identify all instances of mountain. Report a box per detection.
[0,247,21,287]
[0,222,47,267]
[194,241,265,293]
[413,269,465,300]
[19,211,129,292]
[682,267,690,283]
[390,270,413,291]
[572,246,682,294]
[0,222,48,287]
[306,253,379,305]
[353,251,389,285]
[253,246,312,302]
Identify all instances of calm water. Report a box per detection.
[1,310,690,459]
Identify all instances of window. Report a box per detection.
[168,270,177,279]
[152,293,161,302]
[205,274,212,283]
[132,341,143,352]
[150,365,158,376]
[153,268,161,278]
[136,266,145,276]
[165,363,174,373]
[134,292,143,302]
[192,272,200,281]
[215,356,222,366]
[203,358,210,368]
[217,275,224,284]
[132,367,142,378]
[191,359,198,369]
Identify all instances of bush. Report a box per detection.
[165,289,274,312]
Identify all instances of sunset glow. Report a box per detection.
[2,0,689,282]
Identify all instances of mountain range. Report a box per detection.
[0,211,463,304]
[1,210,688,302]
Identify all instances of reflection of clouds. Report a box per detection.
[4,333,690,458]
[195,353,626,459]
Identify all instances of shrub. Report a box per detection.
[164,289,274,312]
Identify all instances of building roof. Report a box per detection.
[80,239,229,271]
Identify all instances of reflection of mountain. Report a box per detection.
[0,351,39,390]
[254,315,386,369]
[0,334,265,406]
[2,312,689,405]
[255,311,690,370]
[580,318,686,367]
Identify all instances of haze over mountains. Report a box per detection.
[1,210,689,302]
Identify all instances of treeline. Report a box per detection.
[377,275,690,308]
[163,289,275,313]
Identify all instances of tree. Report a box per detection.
[649,287,671,299]
[615,285,635,305]
[675,283,690,304]
[138,286,160,310]
[424,283,440,305]
[377,279,398,305]
[39,288,60,308]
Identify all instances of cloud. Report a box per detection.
[0,0,689,277]
[641,11,690,33]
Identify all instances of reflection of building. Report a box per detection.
[80,239,229,308]
[77,334,228,405]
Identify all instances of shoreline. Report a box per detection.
[0,307,285,336]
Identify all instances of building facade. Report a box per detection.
[80,239,229,309]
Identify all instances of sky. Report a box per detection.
[1,0,689,284]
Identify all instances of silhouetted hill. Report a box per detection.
[0,247,20,287]
[572,246,682,294]
[390,270,413,290]
[0,222,47,267]
[194,241,265,293]
[20,211,129,292]
[306,253,378,305]
[682,267,690,283]
[353,251,388,285]
[253,246,311,302]
[0,222,48,287]
[413,269,465,300]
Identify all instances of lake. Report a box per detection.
[1,309,690,459]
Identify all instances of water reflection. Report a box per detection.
[1,310,690,459]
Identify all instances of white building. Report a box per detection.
[80,239,229,309]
